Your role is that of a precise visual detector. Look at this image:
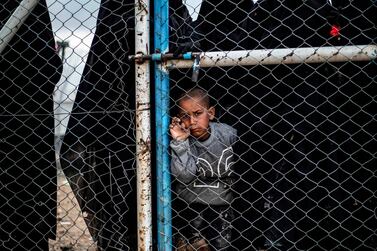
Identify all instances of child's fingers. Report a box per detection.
[171,117,185,129]
[172,117,181,124]
[180,122,187,131]
[170,118,182,130]
[170,117,189,136]
[169,118,175,129]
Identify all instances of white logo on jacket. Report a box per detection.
[194,147,234,188]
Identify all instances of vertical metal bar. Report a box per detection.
[154,0,172,250]
[135,0,152,250]
[0,0,40,54]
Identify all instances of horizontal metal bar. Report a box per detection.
[166,45,377,69]
[129,52,193,63]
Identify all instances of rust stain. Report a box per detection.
[282,51,294,61]
[138,137,151,155]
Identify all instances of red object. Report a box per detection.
[330,25,341,37]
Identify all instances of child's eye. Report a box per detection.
[194,111,202,117]
[179,114,190,120]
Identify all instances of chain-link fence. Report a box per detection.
[1,0,137,250]
[1,1,61,250]
[1,0,376,250]
[167,1,377,250]
[56,0,137,250]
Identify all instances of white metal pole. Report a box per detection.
[135,0,152,250]
[167,45,377,68]
[0,0,39,54]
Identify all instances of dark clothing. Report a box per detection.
[194,0,256,51]
[60,1,206,249]
[60,0,137,249]
[180,204,235,250]
[170,1,377,250]
[0,0,62,249]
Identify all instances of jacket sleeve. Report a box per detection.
[170,139,197,184]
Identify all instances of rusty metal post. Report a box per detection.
[135,0,152,250]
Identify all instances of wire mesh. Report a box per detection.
[1,0,137,250]
[57,0,137,250]
[167,0,377,250]
[1,1,61,250]
[1,0,376,250]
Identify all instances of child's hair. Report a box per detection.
[178,87,211,108]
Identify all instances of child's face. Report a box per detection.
[178,97,215,140]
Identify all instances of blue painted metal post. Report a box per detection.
[154,0,172,250]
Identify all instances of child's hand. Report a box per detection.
[169,117,189,141]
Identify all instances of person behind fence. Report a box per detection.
[169,88,238,250]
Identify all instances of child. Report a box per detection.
[170,88,237,250]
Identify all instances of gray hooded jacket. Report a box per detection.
[170,122,237,205]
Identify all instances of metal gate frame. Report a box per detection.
[134,1,377,250]
[1,1,375,250]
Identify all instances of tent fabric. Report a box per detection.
[59,0,138,249]
[0,0,62,249]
